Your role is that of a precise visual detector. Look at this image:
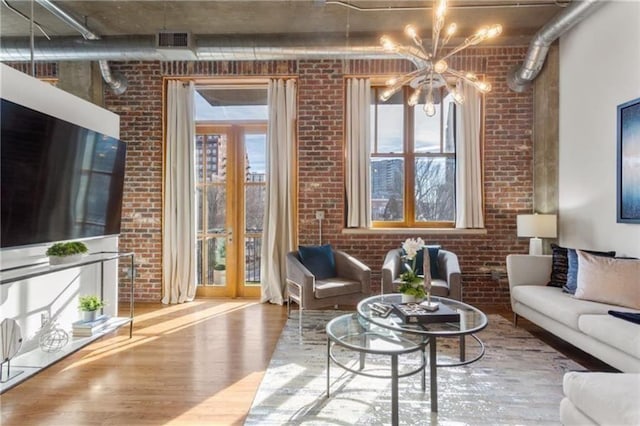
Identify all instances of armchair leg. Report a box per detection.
[513,313,519,327]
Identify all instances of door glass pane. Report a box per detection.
[245,133,266,182]
[244,237,261,285]
[371,157,404,221]
[196,239,203,286]
[207,186,226,233]
[210,237,226,286]
[372,89,404,154]
[414,157,455,222]
[207,134,226,182]
[245,186,265,233]
[196,135,204,183]
[196,187,203,232]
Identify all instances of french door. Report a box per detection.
[195,123,266,298]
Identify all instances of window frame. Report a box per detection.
[370,85,456,229]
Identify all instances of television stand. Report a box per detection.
[0,251,135,394]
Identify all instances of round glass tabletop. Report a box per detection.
[357,294,488,337]
[326,313,425,354]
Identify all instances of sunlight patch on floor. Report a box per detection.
[163,371,265,425]
[61,301,259,371]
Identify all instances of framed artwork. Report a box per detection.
[617,97,640,223]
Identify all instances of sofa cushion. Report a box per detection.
[314,277,361,299]
[574,251,640,310]
[548,244,616,288]
[563,372,640,426]
[511,285,619,329]
[298,244,336,280]
[548,244,569,288]
[578,314,640,358]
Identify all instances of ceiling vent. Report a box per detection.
[155,30,196,59]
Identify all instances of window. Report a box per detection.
[370,86,456,228]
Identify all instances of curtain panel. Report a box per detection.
[260,79,297,305]
[162,80,197,304]
[345,78,372,228]
[455,82,484,228]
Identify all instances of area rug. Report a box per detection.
[245,311,583,425]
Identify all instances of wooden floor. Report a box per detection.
[0,300,616,426]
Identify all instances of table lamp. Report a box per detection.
[517,214,557,255]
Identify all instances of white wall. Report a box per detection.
[559,1,640,257]
[0,64,122,353]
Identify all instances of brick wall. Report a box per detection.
[7,47,533,305]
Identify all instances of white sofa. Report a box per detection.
[506,254,640,372]
[507,254,640,425]
[560,372,640,425]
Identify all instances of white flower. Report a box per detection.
[401,237,424,260]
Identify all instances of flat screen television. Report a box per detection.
[1,98,127,249]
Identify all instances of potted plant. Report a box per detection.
[78,295,105,322]
[398,237,426,303]
[46,241,89,265]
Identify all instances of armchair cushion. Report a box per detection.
[298,244,336,280]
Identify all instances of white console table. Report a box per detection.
[0,251,135,393]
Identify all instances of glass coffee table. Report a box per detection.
[325,313,427,426]
[357,294,488,412]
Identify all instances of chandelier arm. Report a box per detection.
[396,45,430,63]
[440,40,473,61]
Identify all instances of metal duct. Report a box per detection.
[0,33,390,62]
[35,0,128,94]
[507,0,604,92]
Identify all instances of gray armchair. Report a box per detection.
[286,249,371,329]
[381,248,462,300]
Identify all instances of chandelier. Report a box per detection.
[379,0,502,116]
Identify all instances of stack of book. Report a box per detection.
[72,315,110,337]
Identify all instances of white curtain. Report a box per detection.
[260,79,297,305]
[345,78,371,228]
[162,80,197,304]
[455,82,484,228]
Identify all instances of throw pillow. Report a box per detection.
[548,244,616,288]
[298,244,336,280]
[547,244,569,288]
[574,250,640,310]
[564,248,618,294]
[426,245,440,279]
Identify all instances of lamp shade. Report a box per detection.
[517,214,557,238]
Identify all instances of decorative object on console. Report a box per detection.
[516,213,557,255]
[78,295,105,322]
[71,315,111,337]
[45,241,89,265]
[378,0,501,117]
[617,96,640,224]
[38,317,69,353]
[0,318,23,383]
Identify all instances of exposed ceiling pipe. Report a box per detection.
[0,34,389,61]
[507,0,604,92]
[35,0,128,94]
